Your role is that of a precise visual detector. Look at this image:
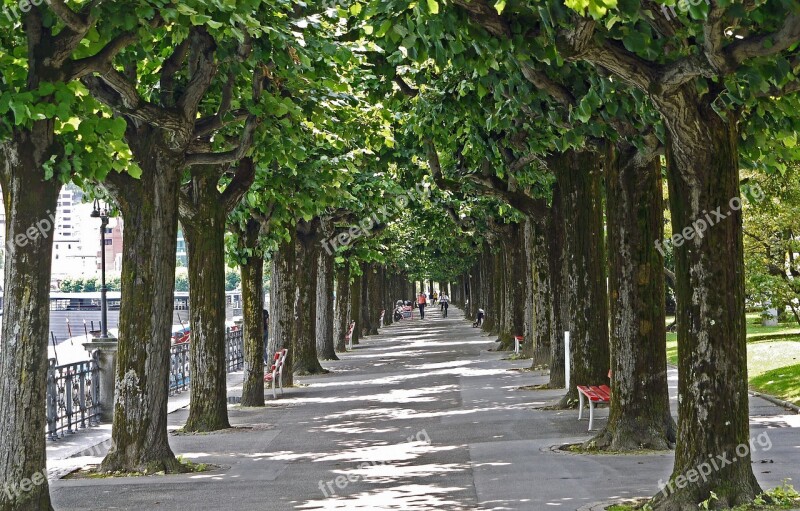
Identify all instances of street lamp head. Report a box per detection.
[91,199,101,218]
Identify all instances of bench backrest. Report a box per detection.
[345,321,356,341]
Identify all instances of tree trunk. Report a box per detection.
[334,263,351,353]
[100,137,184,473]
[547,180,568,389]
[590,144,675,451]
[294,218,325,375]
[181,173,230,432]
[650,88,760,509]
[350,273,362,346]
[269,228,296,386]
[555,150,610,407]
[360,264,377,336]
[528,217,552,368]
[316,243,338,361]
[0,135,60,511]
[239,220,264,407]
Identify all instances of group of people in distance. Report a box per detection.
[416,290,449,319]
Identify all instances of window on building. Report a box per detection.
[104,239,112,245]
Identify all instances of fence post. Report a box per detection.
[46,358,58,440]
[82,338,119,423]
[91,351,101,425]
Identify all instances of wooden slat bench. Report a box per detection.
[577,384,611,431]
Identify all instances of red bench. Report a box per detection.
[577,384,611,431]
[264,348,288,399]
[513,335,524,354]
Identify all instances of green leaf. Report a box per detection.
[349,3,362,16]
[427,0,440,15]
[494,0,507,14]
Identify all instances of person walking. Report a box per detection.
[439,292,449,317]
[417,292,427,319]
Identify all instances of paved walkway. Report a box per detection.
[50,306,800,510]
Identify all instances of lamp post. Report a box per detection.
[90,199,110,338]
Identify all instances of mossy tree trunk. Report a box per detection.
[650,88,760,510]
[100,133,185,474]
[239,218,265,407]
[0,133,61,511]
[294,218,325,375]
[316,224,338,361]
[528,217,553,368]
[179,160,253,431]
[555,150,609,407]
[547,180,568,389]
[269,229,297,386]
[590,144,675,451]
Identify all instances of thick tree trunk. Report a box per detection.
[350,273,362,346]
[649,89,760,509]
[0,135,60,511]
[528,218,553,368]
[334,264,351,352]
[269,229,296,386]
[100,138,184,473]
[360,263,381,336]
[496,224,525,350]
[555,150,610,407]
[294,218,325,375]
[316,245,338,361]
[547,181,568,389]
[239,220,264,407]
[589,144,675,451]
[181,174,230,432]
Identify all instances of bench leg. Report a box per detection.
[578,391,584,421]
[279,368,284,395]
[514,339,519,354]
[272,371,277,399]
[588,400,595,431]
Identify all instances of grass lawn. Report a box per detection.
[664,314,800,405]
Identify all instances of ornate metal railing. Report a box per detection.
[169,328,244,395]
[169,341,191,395]
[46,354,100,441]
[225,328,244,372]
[46,327,246,439]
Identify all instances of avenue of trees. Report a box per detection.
[1,1,799,511]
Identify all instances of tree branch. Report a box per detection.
[221,157,256,213]
[178,27,218,120]
[160,37,191,108]
[46,0,89,32]
[68,31,137,80]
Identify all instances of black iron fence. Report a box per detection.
[47,327,245,440]
[46,355,101,441]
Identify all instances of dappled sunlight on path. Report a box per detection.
[50,305,800,511]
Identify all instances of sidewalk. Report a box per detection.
[49,306,800,510]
